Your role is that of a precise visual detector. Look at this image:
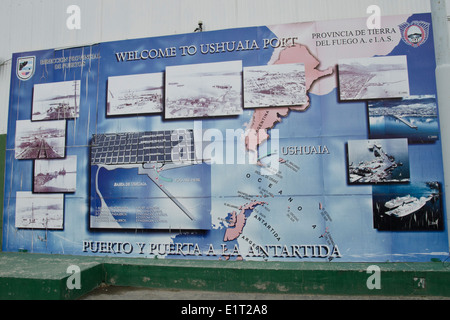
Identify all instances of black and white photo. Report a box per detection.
[34,156,77,193]
[32,80,80,121]
[338,56,410,100]
[15,192,64,229]
[165,60,243,119]
[107,73,164,116]
[15,120,66,160]
[244,63,307,108]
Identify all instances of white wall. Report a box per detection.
[0,0,442,134]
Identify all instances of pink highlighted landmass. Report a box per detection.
[223,201,267,241]
[245,44,333,152]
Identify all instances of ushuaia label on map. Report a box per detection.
[282,145,330,155]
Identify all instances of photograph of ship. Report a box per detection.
[15,192,64,229]
[15,120,66,160]
[34,156,77,193]
[338,55,410,100]
[368,95,439,143]
[107,72,163,116]
[372,182,443,231]
[243,63,307,108]
[165,60,243,119]
[32,80,80,121]
[347,138,410,184]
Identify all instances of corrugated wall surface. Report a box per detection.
[0,61,11,134]
[0,0,443,134]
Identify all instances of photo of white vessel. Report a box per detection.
[384,194,433,218]
[372,182,443,231]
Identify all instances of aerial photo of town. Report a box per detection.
[338,55,410,100]
[244,63,307,108]
[165,60,243,119]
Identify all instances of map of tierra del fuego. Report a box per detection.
[191,44,335,261]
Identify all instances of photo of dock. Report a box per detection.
[32,80,80,121]
[347,138,410,184]
[368,95,439,143]
[15,120,66,160]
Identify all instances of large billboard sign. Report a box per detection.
[3,13,448,262]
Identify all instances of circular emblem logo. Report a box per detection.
[405,25,425,46]
[399,21,430,48]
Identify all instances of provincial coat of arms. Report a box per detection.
[16,56,36,81]
[399,21,430,48]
